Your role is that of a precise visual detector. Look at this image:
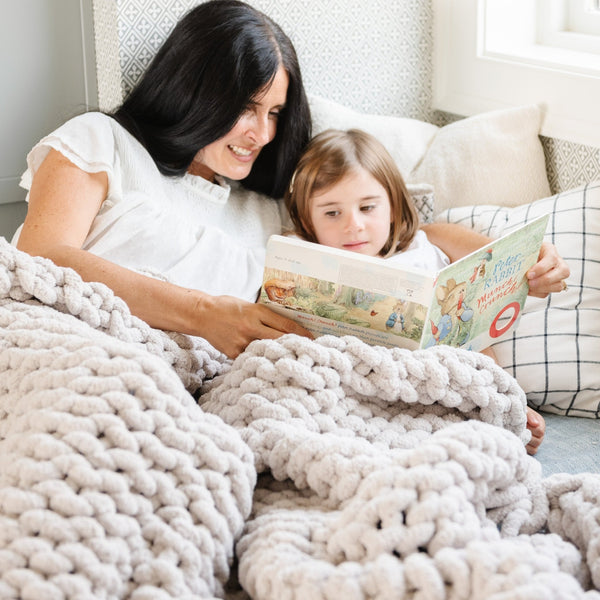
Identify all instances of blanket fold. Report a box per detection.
[201,335,600,598]
[1,238,599,599]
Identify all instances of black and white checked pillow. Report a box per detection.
[436,181,600,418]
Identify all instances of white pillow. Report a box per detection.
[435,182,600,418]
[308,95,551,216]
[309,94,439,176]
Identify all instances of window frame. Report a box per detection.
[432,0,600,147]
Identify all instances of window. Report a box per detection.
[483,0,600,76]
[433,0,600,147]
[549,0,600,41]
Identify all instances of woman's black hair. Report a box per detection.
[111,0,311,198]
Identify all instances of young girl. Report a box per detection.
[284,128,545,454]
[285,128,450,272]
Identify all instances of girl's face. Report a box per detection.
[309,166,392,257]
[189,65,289,181]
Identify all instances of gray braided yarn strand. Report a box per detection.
[0,237,227,392]
[202,334,600,599]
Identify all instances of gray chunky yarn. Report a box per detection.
[0,239,251,598]
[202,335,600,599]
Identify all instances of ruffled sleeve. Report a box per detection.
[19,112,120,201]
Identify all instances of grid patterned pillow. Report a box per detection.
[435,182,600,417]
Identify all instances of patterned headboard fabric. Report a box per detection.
[91,0,600,193]
[95,0,435,121]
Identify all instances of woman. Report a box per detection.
[15,0,312,359]
[14,0,568,371]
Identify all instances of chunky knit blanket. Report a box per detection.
[1,237,599,600]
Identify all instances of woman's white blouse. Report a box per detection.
[16,112,283,302]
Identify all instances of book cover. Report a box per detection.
[259,214,549,351]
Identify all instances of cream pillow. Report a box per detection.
[411,105,551,215]
[309,94,439,175]
[308,95,551,215]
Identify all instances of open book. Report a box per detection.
[259,214,550,351]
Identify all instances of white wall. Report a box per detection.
[0,0,96,240]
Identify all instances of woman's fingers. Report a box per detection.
[202,298,312,358]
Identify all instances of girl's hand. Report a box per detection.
[526,241,570,298]
[198,295,313,358]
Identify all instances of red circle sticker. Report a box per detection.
[489,302,520,338]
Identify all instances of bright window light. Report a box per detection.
[482,0,600,75]
[537,0,600,54]
[432,0,600,147]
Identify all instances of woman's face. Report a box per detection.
[189,65,289,182]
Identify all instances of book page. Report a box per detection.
[260,236,436,349]
[421,214,550,352]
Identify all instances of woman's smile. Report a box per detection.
[191,66,289,181]
[228,144,254,158]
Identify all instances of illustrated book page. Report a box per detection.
[421,213,549,351]
[259,214,549,351]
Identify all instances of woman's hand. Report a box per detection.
[196,294,313,358]
[526,241,571,298]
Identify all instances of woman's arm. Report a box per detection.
[17,150,310,358]
[421,222,570,298]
